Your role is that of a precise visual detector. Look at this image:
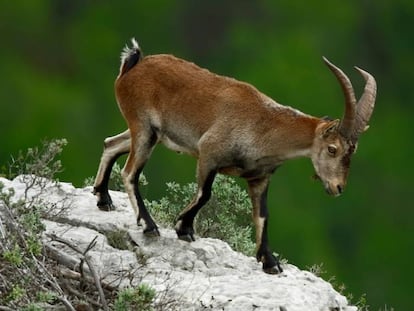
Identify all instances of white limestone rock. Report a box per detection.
[0,176,357,311]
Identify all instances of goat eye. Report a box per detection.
[328,145,337,155]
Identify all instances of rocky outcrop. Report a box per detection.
[0,176,357,311]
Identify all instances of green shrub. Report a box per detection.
[5,284,25,303]
[114,284,156,311]
[2,243,24,266]
[105,229,130,250]
[20,304,45,311]
[0,139,69,309]
[0,182,52,308]
[89,159,255,255]
[84,162,148,191]
[147,175,256,256]
[4,138,67,180]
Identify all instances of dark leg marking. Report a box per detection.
[248,177,283,274]
[257,219,283,274]
[132,168,159,236]
[93,130,131,211]
[176,170,216,242]
[94,152,126,211]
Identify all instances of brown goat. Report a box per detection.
[93,39,376,274]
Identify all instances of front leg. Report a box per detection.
[175,159,217,242]
[247,177,283,274]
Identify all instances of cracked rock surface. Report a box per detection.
[0,176,357,311]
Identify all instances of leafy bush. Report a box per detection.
[83,161,148,191]
[86,159,255,255]
[4,138,67,180]
[147,175,256,256]
[0,139,75,309]
[114,284,156,311]
[1,139,171,310]
[105,228,130,250]
[108,162,149,192]
[0,139,69,309]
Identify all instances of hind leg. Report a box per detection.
[122,125,158,234]
[93,130,130,210]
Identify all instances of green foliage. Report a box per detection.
[0,181,46,261]
[108,162,126,191]
[20,304,45,311]
[82,175,95,188]
[114,284,156,311]
[5,284,25,303]
[307,263,326,277]
[36,291,57,304]
[0,181,47,264]
[15,291,58,311]
[2,243,24,266]
[148,175,256,256]
[83,162,148,191]
[105,228,130,250]
[4,138,67,180]
[355,293,369,311]
[0,140,70,309]
[97,164,255,255]
[0,189,46,307]
[1,2,412,309]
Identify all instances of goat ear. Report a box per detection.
[321,119,340,137]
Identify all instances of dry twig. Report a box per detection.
[48,234,109,311]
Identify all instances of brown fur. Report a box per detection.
[116,54,320,166]
[93,42,376,274]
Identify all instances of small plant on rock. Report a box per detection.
[5,138,67,181]
[114,284,156,311]
[84,162,148,191]
[1,139,180,310]
[0,139,71,309]
[147,175,255,256]
[105,228,130,250]
[87,164,255,255]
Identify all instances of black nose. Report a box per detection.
[337,185,343,194]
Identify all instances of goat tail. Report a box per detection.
[119,38,142,76]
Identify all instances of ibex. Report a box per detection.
[93,39,376,274]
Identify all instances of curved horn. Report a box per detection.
[350,67,377,142]
[323,57,357,139]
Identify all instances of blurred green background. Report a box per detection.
[0,1,412,309]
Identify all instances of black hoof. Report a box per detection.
[97,203,116,211]
[175,218,195,242]
[262,256,283,274]
[177,233,195,242]
[258,251,283,274]
[263,264,283,274]
[175,224,195,242]
[144,227,160,237]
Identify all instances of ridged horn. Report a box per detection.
[323,57,357,139]
[350,66,377,142]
